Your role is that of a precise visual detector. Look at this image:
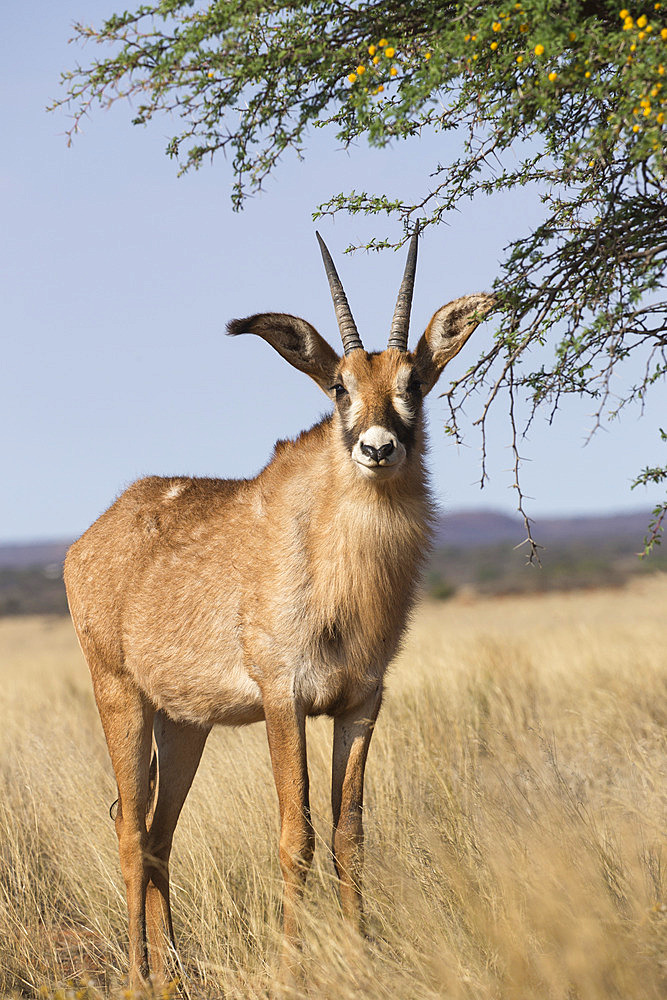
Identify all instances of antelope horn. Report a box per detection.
[387,230,419,351]
[316,232,364,355]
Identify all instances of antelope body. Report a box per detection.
[64,233,493,989]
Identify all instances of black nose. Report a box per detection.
[360,441,395,464]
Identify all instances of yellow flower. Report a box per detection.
[385,47,395,57]
[425,52,432,60]
[548,70,558,81]
[471,34,477,40]
[379,38,388,47]
[644,105,652,115]
[348,72,357,83]
[660,64,666,73]
[646,23,653,30]
[631,42,637,50]
[534,43,545,55]
[373,55,380,64]
[472,52,479,59]
[368,44,377,55]
[207,70,214,78]
[589,159,595,166]
[465,34,471,41]
[516,54,524,63]
[585,70,591,77]
[637,14,648,27]
[623,16,634,28]
[490,40,498,49]
[356,65,365,74]
[658,111,666,122]
[656,3,662,9]
[619,7,629,16]
[662,27,667,37]
[519,23,529,32]
[377,84,384,92]
[389,65,398,75]
[569,31,577,41]
[492,21,502,31]
[633,123,640,131]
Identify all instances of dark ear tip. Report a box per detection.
[460,293,497,321]
[227,317,251,337]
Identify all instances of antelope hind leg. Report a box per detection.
[145,711,210,986]
[90,670,155,990]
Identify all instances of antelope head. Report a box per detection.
[227,233,495,482]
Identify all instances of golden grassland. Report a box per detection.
[1,576,667,998]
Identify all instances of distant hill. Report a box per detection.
[0,540,71,570]
[0,509,663,613]
[429,508,665,598]
[434,508,653,548]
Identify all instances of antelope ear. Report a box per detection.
[227,312,340,395]
[412,294,496,395]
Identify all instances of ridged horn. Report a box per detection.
[387,230,419,351]
[316,232,364,355]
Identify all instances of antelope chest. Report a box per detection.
[242,546,414,717]
[295,621,400,718]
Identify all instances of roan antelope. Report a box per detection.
[64,232,493,989]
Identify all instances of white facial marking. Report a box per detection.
[352,424,406,479]
[348,396,364,427]
[342,374,365,427]
[393,394,416,426]
[393,366,416,426]
[360,425,396,451]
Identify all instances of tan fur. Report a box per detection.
[64,293,493,989]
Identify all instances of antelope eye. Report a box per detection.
[330,383,348,399]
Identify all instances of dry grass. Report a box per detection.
[1,576,667,998]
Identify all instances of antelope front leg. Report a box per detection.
[264,696,314,962]
[331,686,382,930]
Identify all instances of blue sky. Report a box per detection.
[1,1,664,543]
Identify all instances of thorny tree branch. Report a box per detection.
[509,364,543,565]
